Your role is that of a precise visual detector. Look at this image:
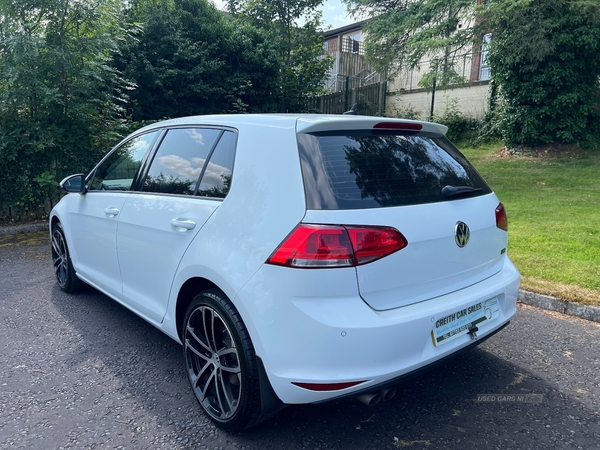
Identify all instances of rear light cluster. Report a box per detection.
[267,224,407,268]
[495,203,508,231]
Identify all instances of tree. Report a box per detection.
[0,0,130,219]
[344,0,476,119]
[117,0,281,121]
[232,0,333,112]
[346,0,600,148]
[481,0,600,148]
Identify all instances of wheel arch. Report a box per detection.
[50,214,61,229]
[176,276,285,424]
[175,277,221,341]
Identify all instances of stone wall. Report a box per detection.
[386,82,491,120]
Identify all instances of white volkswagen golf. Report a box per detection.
[50,114,520,430]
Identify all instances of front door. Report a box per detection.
[67,131,159,297]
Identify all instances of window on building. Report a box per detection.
[349,32,360,53]
[341,32,361,54]
[479,33,492,81]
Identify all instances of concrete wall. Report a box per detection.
[386,82,491,119]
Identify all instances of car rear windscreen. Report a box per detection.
[297,131,492,210]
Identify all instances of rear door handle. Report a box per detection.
[104,207,120,217]
[170,218,197,231]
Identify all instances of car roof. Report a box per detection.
[134,114,448,136]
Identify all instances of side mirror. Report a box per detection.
[60,174,87,194]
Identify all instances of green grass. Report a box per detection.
[458,142,600,306]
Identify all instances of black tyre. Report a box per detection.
[182,289,263,431]
[51,222,83,293]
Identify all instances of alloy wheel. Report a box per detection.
[184,305,242,421]
[51,228,69,288]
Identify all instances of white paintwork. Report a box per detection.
[117,194,219,324]
[303,194,507,310]
[50,114,520,406]
[236,258,519,403]
[65,192,130,299]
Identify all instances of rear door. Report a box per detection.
[116,128,237,323]
[298,127,507,310]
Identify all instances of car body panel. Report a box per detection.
[117,194,220,324]
[65,192,130,298]
[160,116,309,340]
[303,194,507,310]
[234,256,519,404]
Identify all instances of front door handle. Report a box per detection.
[170,218,197,231]
[104,207,120,217]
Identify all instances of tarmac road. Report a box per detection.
[1,232,599,449]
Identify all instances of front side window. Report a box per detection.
[88,131,159,191]
[142,128,222,195]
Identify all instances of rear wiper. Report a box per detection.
[441,185,483,198]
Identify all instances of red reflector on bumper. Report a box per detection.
[292,381,366,391]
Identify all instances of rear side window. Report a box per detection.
[298,132,491,210]
[143,128,222,195]
[197,130,236,198]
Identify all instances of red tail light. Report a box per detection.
[347,227,407,264]
[267,224,407,268]
[496,203,508,231]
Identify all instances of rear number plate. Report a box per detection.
[432,298,499,347]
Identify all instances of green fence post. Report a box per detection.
[382,81,387,116]
[344,76,349,112]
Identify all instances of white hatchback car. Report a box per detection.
[50,114,520,430]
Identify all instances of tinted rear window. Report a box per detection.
[297,132,491,210]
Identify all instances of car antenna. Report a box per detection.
[343,103,358,115]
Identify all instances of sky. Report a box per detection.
[210,0,357,30]
[320,0,356,29]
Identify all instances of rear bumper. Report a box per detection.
[313,320,510,404]
[234,257,520,404]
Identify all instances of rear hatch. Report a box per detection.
[296,117,508,311]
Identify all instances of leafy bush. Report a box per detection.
[0,0,129,223]
[389,101,422,120]
[483,0,600,149]
[432,97,481,143]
